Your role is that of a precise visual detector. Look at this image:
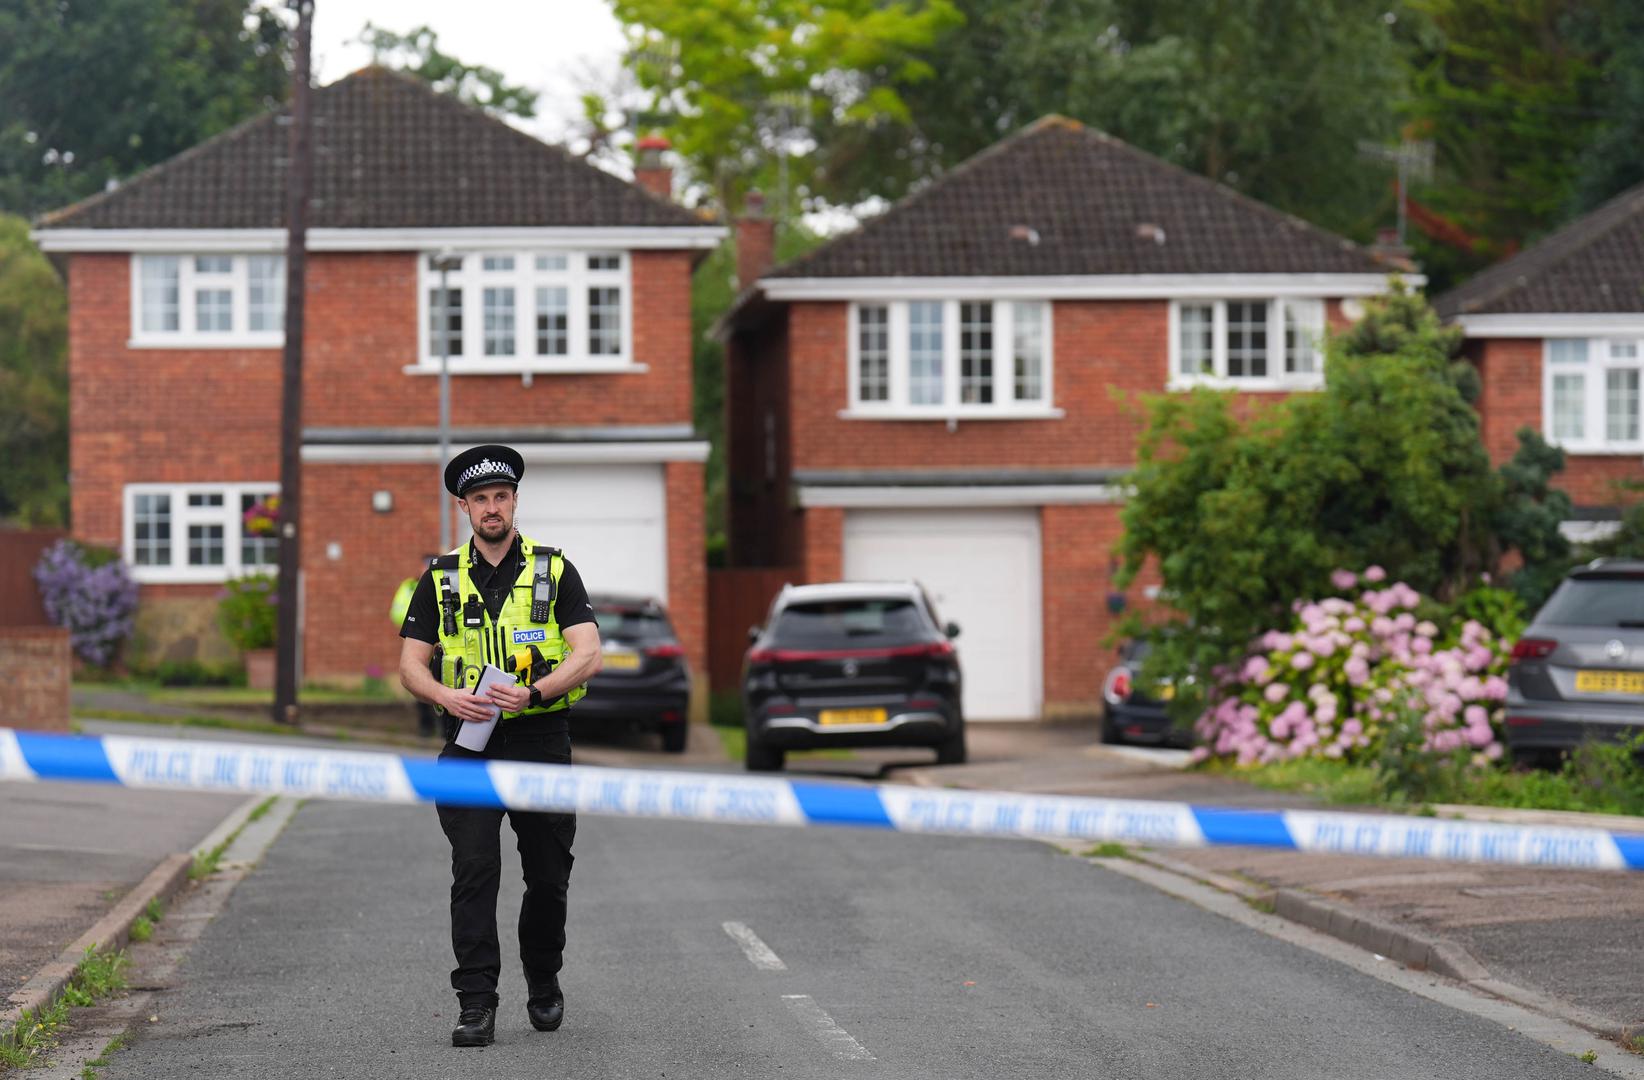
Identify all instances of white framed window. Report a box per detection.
[846,299,1058,418]
[415,250,634,372]
[122,483,278,584]
[1168,298,1326,390]
[1543,338,1644,452]
[129,255,284,348]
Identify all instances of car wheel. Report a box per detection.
[745,741,784,772]
[1099,710,1120,745]
[935,729,967,766]
[661,722,688,754]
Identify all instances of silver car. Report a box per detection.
[1505,558,1644,762]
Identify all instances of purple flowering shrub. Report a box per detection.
[1192,567,1511,768]
[32,539,140,667]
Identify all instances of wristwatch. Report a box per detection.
[527,684,543,710]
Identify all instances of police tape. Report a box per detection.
[4,727,1643,871]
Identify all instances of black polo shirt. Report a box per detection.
[399,534,596,645]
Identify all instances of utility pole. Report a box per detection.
[274,0,313,726]
[430,251,463,553]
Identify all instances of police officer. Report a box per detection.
[397,444,602,1048]
[391,555,440,737]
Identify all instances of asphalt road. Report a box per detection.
[98,796,1610,1080]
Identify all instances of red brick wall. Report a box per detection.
[0,627,71,731]
[66,247,699,674]
[300,463,438,681]
[68,252,695,545]
[801,507,843,583]
[1471,336,1644,507]
[664,460,707,680]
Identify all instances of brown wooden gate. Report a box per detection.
[707,566,799,692]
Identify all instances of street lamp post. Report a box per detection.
[430,251,463,553]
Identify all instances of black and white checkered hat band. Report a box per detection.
[458,458,518,489]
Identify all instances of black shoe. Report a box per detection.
[452,1004,495,1047]
[526,981,564,1032]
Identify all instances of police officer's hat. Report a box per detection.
[444,444,525,498]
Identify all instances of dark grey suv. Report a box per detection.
[1505,558,1644,760]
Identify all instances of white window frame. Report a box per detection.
[844,299,1060,420]
[122,482,279,584]
[128,254,284,349]
[1541,338,1644,454]
[1167,298,1326,391]
[411,250,641,375]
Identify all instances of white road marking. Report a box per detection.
[721,920,787,971]
[782,994,875,1062]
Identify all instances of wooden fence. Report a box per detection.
[0,528,66,627]
[706,566,800,692]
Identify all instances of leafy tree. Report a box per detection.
[823,0,1411,237]
[354,23,539,119]
[1491,430,1574,608]
[0,214,68,524]
[0,0,289,217]
[1398,0,1644,286]
[609,0,962,210]
[1115,286,1509,705]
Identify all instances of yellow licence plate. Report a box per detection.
[1574,670,1644,694]
[818,708,887,726]
[603,651,641,671]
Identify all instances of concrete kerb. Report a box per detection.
[0,791,266,1040]
[0,853,189,1037]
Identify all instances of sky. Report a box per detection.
[306,0,628,145]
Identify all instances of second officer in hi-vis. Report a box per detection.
[397,443,601,1048]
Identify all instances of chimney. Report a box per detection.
[736,190,775,290]
[634,134,673,201]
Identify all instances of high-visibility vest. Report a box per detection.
[391,577,417,627]
[430,535,586,719]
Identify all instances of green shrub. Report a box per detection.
[217,576,277,651]
[140,659,246,687]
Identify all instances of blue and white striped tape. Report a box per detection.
[4,728,1642,871]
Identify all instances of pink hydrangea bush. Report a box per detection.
[1191,568,1510,768]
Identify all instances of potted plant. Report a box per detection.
[219,575,278,689]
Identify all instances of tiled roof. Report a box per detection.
[37,67,703,231]
[767,116,1390,280]
[1435,182,1644,318]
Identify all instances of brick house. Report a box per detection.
[1435,184,1644,540]
[718,117,1402,722]
[33,68,724,683]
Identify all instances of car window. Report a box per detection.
[594,607,673,640]
[770,599,930,647]
[1535,578,1644,627]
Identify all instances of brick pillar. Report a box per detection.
[801,507,843,583]
[736,191,775,289]
[664,460,707,682]
[634,134,673,201]
[0,627,71,731]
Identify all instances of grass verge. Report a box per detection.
[1200,747,1644,816]
[190,796,279,881]
[71,708,299,739]
[0,949,129,1070]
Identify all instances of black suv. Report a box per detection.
[573,593,692,753]
[1100,640,1189,747]
[741,582,965,772]
[1505,558,1644,761]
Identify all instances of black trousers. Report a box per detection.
[436,726,576,1009]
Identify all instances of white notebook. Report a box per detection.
[454,664,512,751]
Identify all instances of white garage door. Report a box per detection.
[843,508,1042,721]
[500,463,668,603]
